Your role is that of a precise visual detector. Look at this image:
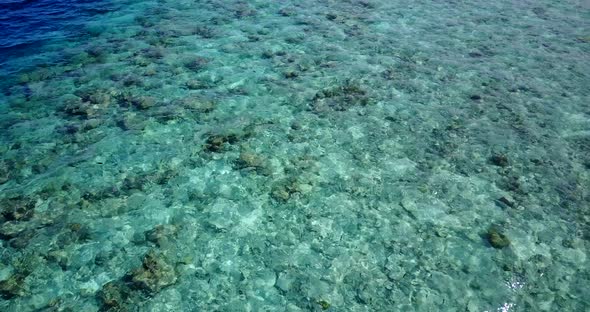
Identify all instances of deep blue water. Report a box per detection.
[0,0,113,62]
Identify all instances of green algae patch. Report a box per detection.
[486,226,511,249]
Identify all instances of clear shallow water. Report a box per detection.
[0,0,589,311]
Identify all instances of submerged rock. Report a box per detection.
[9,229,35,249]
[0,197,35,222]
[185,79,208,90]
[234,3,256,18]
[0,274,27,299]
[311,80,371,113]
[204,133,239,153]
[61,91,111,118]
[121,74,143,87]
[131,96,156,110]
[46,250,72,270]
[318,299,331,310]
[174,96,216,113]
[87,90,113,106]
[183,56,210,72]
[119,112,147,131]
[145,224,178,247]
[98,281,133,311]
[490,153,509,167]
[278,7,295,17]
[55,222,91,248]
[235,149,271,175]
[192,25,217,38]
[486,226,511,249]
[0,221,28,240]
[270,177,310,202]
[0,161,10,185]
[129,250,177,293]
[283,69,299,79]
[85,45,106,58]
[496,195,516,208]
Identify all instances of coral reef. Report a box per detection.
[311,80,371,113]
[128,250,178,293]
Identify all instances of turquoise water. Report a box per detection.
[0,0,589,311]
